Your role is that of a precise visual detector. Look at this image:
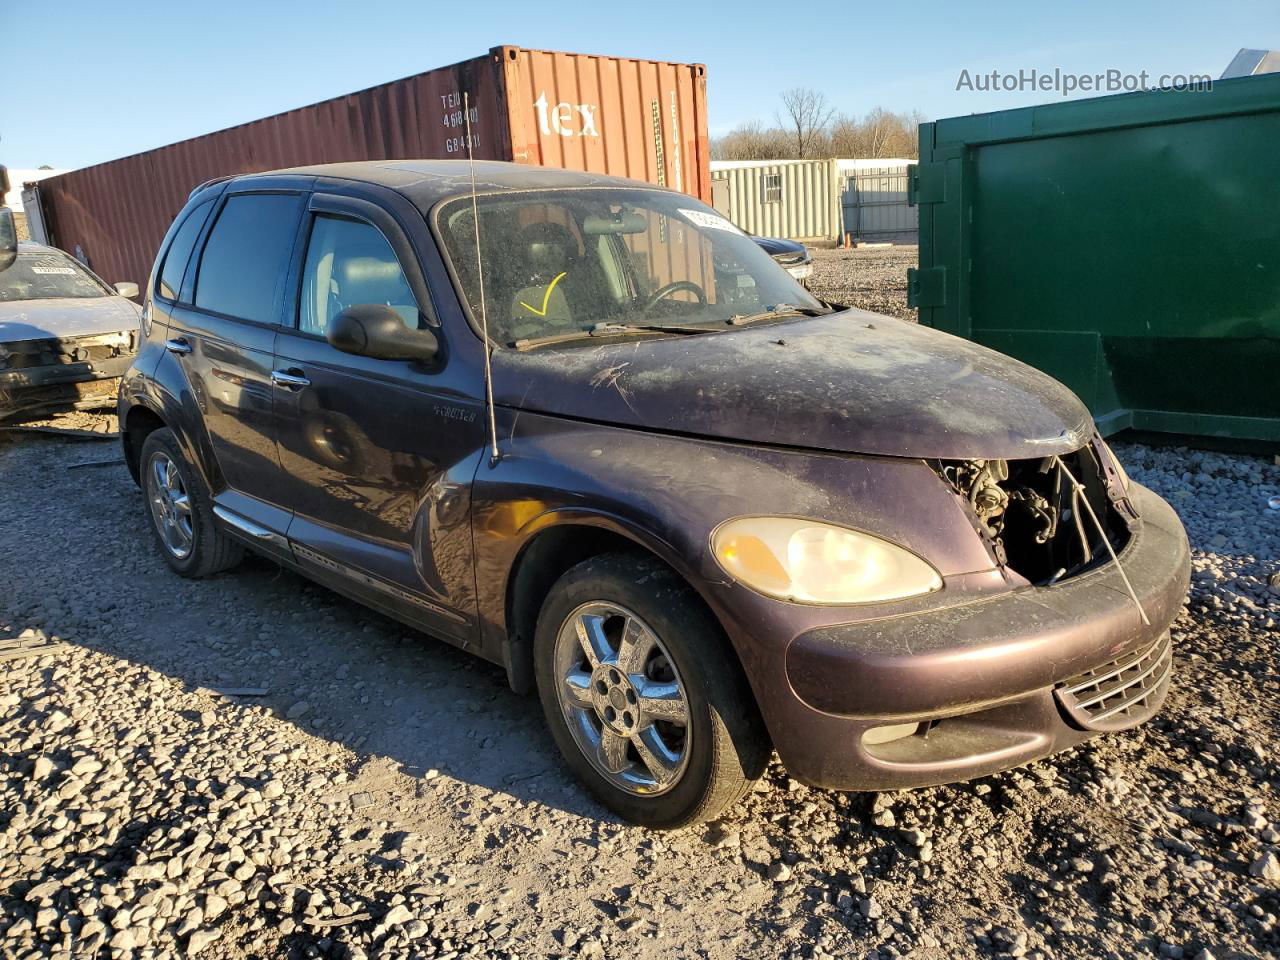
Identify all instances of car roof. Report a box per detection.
[226,160,671,210]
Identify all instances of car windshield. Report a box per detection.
[436,188,824,347]
[0,252,110,302]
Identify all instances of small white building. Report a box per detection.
[710,158,916,244]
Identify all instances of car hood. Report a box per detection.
[0,296,141,343]
[492,309,1095,460]
[752,236,809,259]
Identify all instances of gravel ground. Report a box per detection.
[807,246,916,322]
[2,265,1279,959]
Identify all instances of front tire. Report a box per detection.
[534,553,768,828]
[140,428,243,578]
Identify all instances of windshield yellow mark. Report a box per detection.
[518,271,567,316]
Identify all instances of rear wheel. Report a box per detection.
[140,428,243,578]
[534,553,768,828]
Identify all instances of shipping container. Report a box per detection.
[29,45,709,288]
[910,73,1280,444]
[709,159,841,242]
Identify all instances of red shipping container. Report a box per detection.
[29,46,710,287]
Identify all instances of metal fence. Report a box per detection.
[841,166,918,243]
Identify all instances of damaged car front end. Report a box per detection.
[1,326,138,418]
[0,244,140,419]
[777,438,1185,791]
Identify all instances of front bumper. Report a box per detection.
[771,483,1190,791]
[0,353,134,417]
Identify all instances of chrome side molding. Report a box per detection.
[212,505,288,548]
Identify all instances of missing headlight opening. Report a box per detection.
[934,447,1134,586]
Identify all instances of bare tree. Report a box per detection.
[828,113,861,158]
[713,101,922,162]
[775,88,834,159]
[712,121,792,161]
[827,108,920,159]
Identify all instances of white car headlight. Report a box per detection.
[711,517,942,605]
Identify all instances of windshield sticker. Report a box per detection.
[677,209,743,234]
[31,266,78,275]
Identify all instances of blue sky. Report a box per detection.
[5,0,1277,169]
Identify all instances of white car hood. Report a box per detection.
[0,296,141,343]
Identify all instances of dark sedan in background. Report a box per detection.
[752,235,813,285]
[0,243,140,419]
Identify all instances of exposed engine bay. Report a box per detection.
[0,330,136,419]
[934,446,1135,585]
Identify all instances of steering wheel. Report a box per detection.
[643,280,707,312]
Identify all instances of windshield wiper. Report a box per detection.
[511,321,716,351]
[725,304,832,326]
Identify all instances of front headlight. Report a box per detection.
[711,517,942,605]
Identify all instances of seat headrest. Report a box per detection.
[335,256,410,306]
[520,221,575,278]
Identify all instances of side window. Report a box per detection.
[156,198,213,301]
[299,215,417,336]
[194,193,303,321]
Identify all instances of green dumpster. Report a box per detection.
[909,73,1280,445]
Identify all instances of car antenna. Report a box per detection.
[465,91,501,465]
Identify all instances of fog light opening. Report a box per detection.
[861,722,922,746]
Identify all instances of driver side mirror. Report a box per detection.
[326,304,438,362]
[0,207,17,274]
[114,281,140,299]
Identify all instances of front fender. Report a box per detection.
[471,409,1003,722]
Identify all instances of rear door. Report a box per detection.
[150,194,217,337]
[166,182,307,545]
[272,190,483,644]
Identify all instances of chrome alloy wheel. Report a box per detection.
[553,602,692,796]
[146,451,194,560]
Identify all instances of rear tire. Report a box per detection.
[534,553,768,828]
[140,428,243,578]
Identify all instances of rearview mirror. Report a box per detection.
[0,208,17,274]
[583,212,647,235]
[326,304,438,362]
[114,281,140,298]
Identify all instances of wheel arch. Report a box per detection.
[122,403,168,485]
[121,382,220,495]
[500,510,750,704]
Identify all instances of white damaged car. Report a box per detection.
[0,243,140,419]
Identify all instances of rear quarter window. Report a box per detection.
[194,193,303,322]
[156,198,214,302]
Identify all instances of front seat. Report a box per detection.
[507,222,577,339]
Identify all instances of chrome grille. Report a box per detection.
[1055,632,1172,732]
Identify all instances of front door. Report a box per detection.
[272,193,484,644]
[167,186,306,541]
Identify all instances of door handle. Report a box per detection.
[165,338,192,355]
[271,368,311,390]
